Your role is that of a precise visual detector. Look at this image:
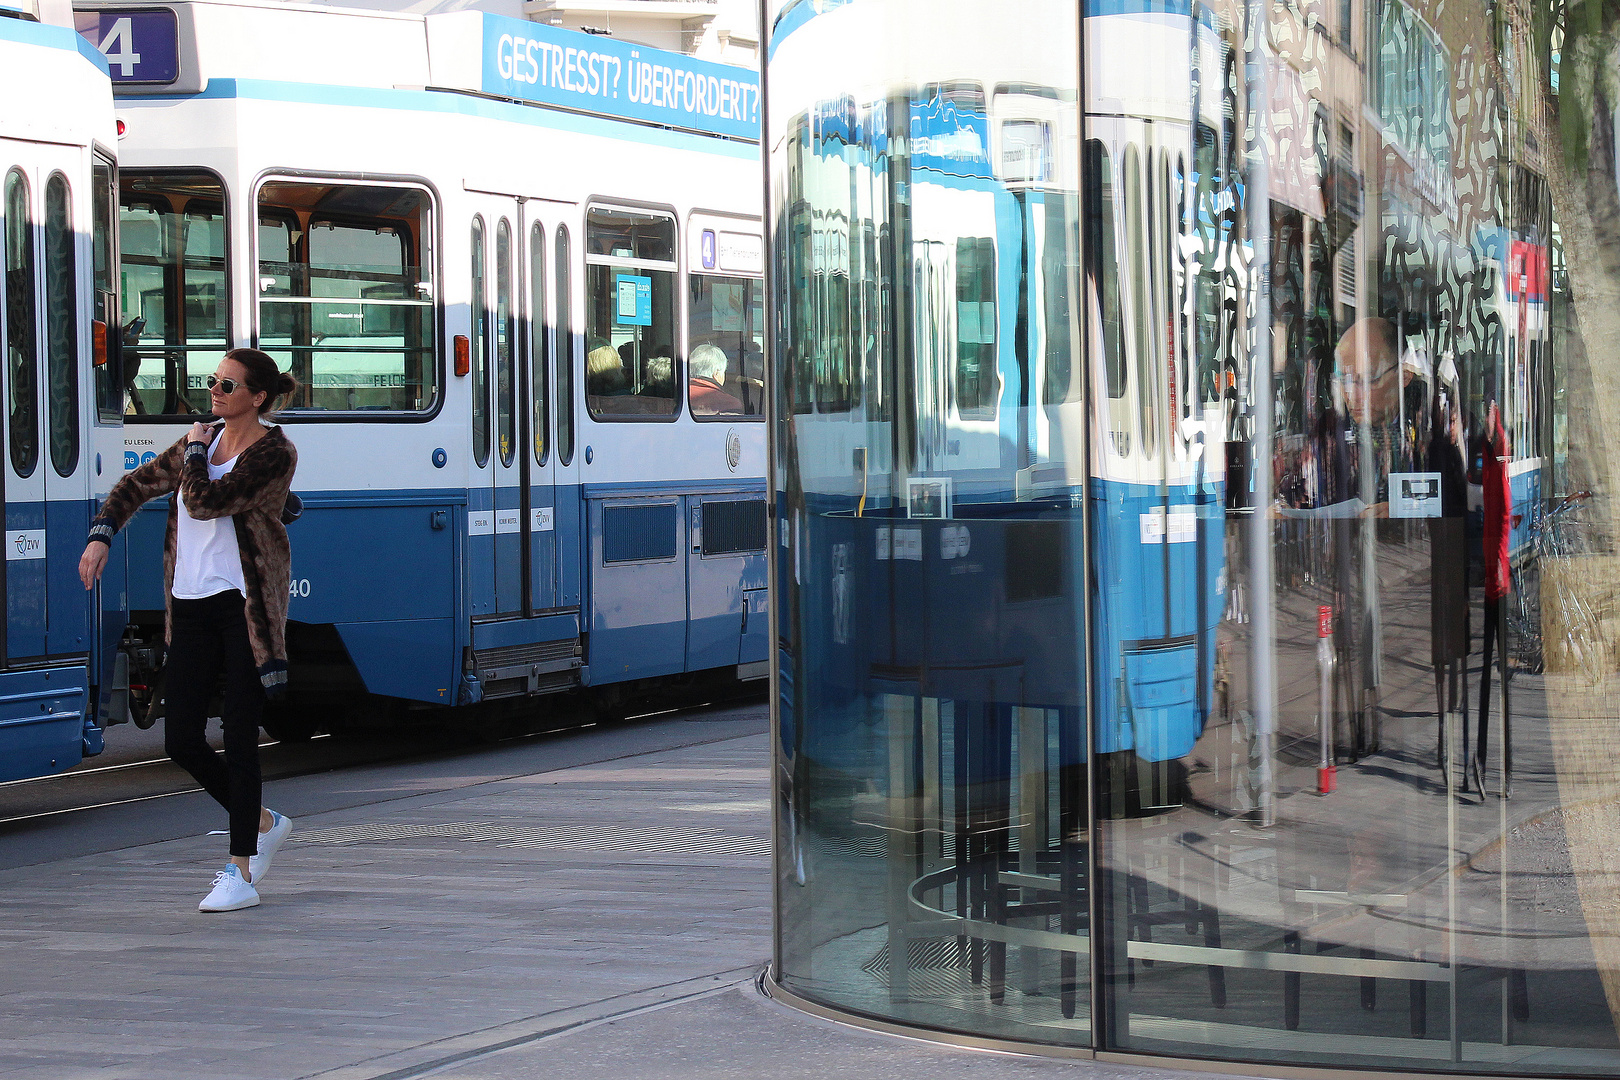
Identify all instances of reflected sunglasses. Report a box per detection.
[206,374,248,395]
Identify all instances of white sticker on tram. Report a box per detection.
[532,507,554,532]
[468,511,495,536]
[893,528,923,562]
[6,531,44,561]
[496,511,522,535]
[1139,507,1198,545]
[875,527,890,561]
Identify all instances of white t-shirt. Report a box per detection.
[171,438,248,600]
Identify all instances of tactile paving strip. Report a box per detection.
[291,821,771,856]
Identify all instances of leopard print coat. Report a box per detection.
[88,423,297,697]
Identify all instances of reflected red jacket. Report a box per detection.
[1482,418,1511,602]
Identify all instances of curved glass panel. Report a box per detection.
[768,0,1620,1071]
[769,0,1091,1043]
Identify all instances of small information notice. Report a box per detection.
[1389,472,1444,518]
[614,274,651,326]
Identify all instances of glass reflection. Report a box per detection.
[770,0,1091,1041]
[768,0,1620,1070]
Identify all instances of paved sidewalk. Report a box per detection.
[1,712,1265,1080]
[0,722,775,1080]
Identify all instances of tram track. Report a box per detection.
[0,692,762,828]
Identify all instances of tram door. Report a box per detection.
[468,197,524,618]
[519,206,556,612]
[3,156,91,662]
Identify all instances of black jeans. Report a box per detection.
[164,590,265,858]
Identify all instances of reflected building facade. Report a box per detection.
[764,0,1620,1069]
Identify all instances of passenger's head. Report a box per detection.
[645,354,673,389]
[1334,318,1401,421]
[587,345,626,394]
[217,348,299,416]
[690,343,729,384]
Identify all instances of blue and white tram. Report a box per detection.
[768,0,1228,810]
[0,6,122,779]
[78,1,766,737]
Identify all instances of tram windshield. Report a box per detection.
[257,181,436,413]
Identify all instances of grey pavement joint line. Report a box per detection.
[300,965,763,1080]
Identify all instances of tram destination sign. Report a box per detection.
[74,8,178,84]
[432,13,758,142]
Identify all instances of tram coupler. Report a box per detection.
[1316,605,1336,796]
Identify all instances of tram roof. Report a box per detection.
[75,0,758,143]
[2,5,110,73]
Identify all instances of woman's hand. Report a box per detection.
[187,421,210,445]
[79,543,108,590]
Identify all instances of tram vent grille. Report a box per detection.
[291,821,769,856]
[603,503,678,563]
[701,499,767,557]
[474,638,579,669]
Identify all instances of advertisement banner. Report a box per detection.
[478,13,758,141]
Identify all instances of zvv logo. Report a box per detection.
[6,531,45,561]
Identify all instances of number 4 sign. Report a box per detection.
[75,10,179,84]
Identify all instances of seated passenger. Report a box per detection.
[644,354,674,400]
[586,345,628,396]
[689,343,744,416]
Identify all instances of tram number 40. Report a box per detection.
[288,579,312,598]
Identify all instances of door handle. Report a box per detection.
[431,510,447,531]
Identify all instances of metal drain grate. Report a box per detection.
[292,821,770,856]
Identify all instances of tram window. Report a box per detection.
[530,222,548,467]
[954,237,997,418]
[44,174,79,477]
[495,218,515,468]
[255,180,436,415]
[555,227,574,465]
[1084,141,1127,401]
[688,272,764,418]
[5,169,38,477]
[92,156,122,421]
[471,217,490,468]
[1125,145,1157,458]
[585,206,677,419]
[785,201,815,416]
[1042,191,1080,406]
[118,171,229,417]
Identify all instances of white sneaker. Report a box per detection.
[249,810,293,884]
[198,865,259,912]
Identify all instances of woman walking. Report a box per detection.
[79,348,300,911]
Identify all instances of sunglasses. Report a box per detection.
[206,374,248,395]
